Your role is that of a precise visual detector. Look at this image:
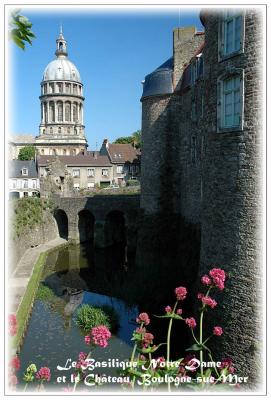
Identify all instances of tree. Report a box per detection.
[9,9,35,50]
[113,130,142,149]
[18,145,36,160]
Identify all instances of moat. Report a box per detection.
[17,242,139,389]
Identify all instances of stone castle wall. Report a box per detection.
[139,9,263,382]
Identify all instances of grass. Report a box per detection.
[11,252,47,350]
[36,283,57,301]
[11,241,70,351]
[75,304,119,333]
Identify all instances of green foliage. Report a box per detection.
[18,145,36,160]
[9,9,36,50]
[126,179,140,187]
[75,304,119,332]
[36,283,56,301]
[11,197,55,237]
[113,130,142,149]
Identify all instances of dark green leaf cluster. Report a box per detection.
[9,9,36,50]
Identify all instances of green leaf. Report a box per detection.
[185,343,204,352]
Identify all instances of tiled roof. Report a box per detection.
[37,154,112,167]
[107,144,140,163]
[9,160,38,178]
[9,135,36,144]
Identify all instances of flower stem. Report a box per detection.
[199,309,204,382]
[23,383,28,392]
[130,322,143,388]
[166,301,178,392]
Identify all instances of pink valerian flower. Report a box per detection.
[8,314,17,336]
[201,274,212,286]
[90,325,111,348]
[9,356,20,370]
[201,296,217,309]
[9,374,18,386]
[142,332,154,347]
[219,358,235,373]
[136,312,150,325]
[136,327,146,335]
[36,367,51,382]
[176,308,183,315]
[78,352,87,361]
[197,293,204,300]
[213,326,223,336]
[139,355,146,361]
[84,335,91,345]
[185,317,197,329]
[209,268,226,290]
[175,286,187,301]
[165,306,172,313]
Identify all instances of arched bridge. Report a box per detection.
[52,195,140,250]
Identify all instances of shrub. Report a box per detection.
[76,304,119,333]
[126,179,140,187]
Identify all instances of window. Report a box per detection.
[58,127,62,134]
[191,137,196,164]
[73,183,80,190]
[117,165,123,174]
[65,103,71,121]
[65,83,71,94]
[57,83,62,93]
[73,85,77,94]
[87,168,95,177]
[50,127,53,134]
[102,169,108,176]
[11,180,17,189]
[88,182,95,188]
[23,180,28,189]
[57,102,63,122]
[73,169,80,177]
[49,83,54,93]
[43,84,47,94]
[218,74,243,129]
[22,168,28,176]
[32,180,36,189]
[219,11,244,59]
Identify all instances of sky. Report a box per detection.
[9,7,203,150]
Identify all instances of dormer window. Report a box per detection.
[22,168,28,176]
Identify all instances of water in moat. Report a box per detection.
[17,242,139,391]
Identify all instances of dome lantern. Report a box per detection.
[55,25,68,57]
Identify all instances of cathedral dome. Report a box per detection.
[42,58,81,82]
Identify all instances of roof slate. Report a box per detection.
[37,154,112,167]
[107,144,140,164]
[9,160,38,178]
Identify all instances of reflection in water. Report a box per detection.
[18,242,138,389]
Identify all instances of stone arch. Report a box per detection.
[78,209,95,243]
[105,210,126,245]
[54,209,68,239]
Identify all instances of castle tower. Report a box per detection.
[36,27,87,156]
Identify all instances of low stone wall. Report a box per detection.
[9,210,59,274]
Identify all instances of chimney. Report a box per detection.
[173,26,204,90]
[103,138,109,149]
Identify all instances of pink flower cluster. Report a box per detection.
[85,325,111,348]
[165,306,172,313]
[176,308,182,315]
[213,326,223,336]
[185,317,197,329]
[201,295,217,309]
[142,332,154,347]
[9,373,18,386]
[136,312,150,325]
[36,367,51,382]
[8,314,17,336]
[201,268,226,290]
[9,356,20,371]
[175,286,187,301]
[219,358,235,373]
[76,352,89,370]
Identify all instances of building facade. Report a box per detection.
[138,9,262,382]
[100,139,141,185]
[9,160,40,198]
